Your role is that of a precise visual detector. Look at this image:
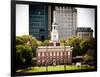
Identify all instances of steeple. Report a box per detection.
[52,11,58,31]
[49,8,60,46]
[50,10,59,44]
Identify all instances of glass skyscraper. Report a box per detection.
[29,4,48,41]
[29,4,77,41]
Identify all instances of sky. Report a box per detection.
[16,4,29,36]
[77,8,95,37]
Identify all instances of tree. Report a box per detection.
[80,38,96,54]
[16,35,38,47]
[66,37,96,57]
[41,40,49,46]
[37,40,42,46]
[16,45,33,69]
[66,36,82,56]
[16,35,39,69]
[16,35,38,56]
[16,36,24,45]
[60,39,66,46]
[83,53,94,65]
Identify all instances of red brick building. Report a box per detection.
[36,46,73,66]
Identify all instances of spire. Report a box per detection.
[53,11,56,23]
[52,11,57,26]
[50,9,59,44]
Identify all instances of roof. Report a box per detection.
[37,46,73,52]
[77,27,93,32]
[37,46,71,48]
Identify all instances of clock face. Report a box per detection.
[53,35,57,41]
[51,29,58,41]
[53,35,56,38]
[53,35,56,39]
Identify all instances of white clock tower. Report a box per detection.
[50,11,59,46]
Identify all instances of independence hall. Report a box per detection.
[36,7,73,66]
[36,46,73,66]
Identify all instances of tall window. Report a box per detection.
[57,52,59,56]
[61,52,63,56]
[38,60,40,62]
[46,52,48,56]
[50,52,52,56]
[68,51,70,56]
[38,52,40,56]
[54,52,55,56]
[64,52,66,56]
[42,52,44,56]
[42,60,44,62]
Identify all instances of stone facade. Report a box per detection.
[36,46,73,66]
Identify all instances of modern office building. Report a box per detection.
[29,4,51,41]
[36,46,73,66]
[29,4,77,41]
[77,27,93,39]
[53,6,77,40]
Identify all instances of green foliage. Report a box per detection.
[60,39,66,46]
[16,45,32,58]
[16,35,38,69]
[16,45,33,69]
[83,54,94,62]
[20,35,33,43]
[16,65,95,73]
[66,36,82,56]
[16,35,38,54]
[66,36,82,46]
[65,36,96,57]
[83,49,95,64]
[16,35,38,47]
[16,36,24,45]
[41,40,49,46]
[80,38,96,51]
[37,40,42,46]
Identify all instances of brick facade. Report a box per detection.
[36,46,72,66]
